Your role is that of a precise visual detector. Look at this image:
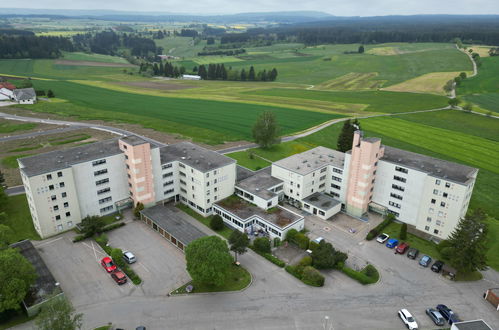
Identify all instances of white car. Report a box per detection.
[376,233,389,243]
[398,309,418,330]
[122,251,137,264]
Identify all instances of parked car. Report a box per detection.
[123,251,137,264]
[376,233,389,243]
[313,237,324,244]
[407,248,419,259]
[111,270,127,285]
[436,304,461,324]
[395,242,410,254]
[425,308,445,326]
[386,238,399,249]
[431,260,444,273]
[101,256,117,273]
[419,255,432,267]
[398,309,418,330]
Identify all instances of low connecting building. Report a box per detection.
[19,130,477,241]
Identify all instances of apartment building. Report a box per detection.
[19,136,236,238]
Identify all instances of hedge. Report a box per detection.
[101,222,126,232]
[285,265,303,280]
[72,232,93,242]
[365,214,394,240]
[249,246,285,268]
[285,265,325,287]
[341,264,379,285]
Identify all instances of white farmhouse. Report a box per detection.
[13,88,37,104]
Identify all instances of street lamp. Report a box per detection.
[323,315,334,330]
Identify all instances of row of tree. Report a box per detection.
[138,61,186,78]
[196,64,278,81]
[197,49,246,56]
[0,35,74,59]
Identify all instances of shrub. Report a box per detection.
[298,256,313,267]
[399,223,407,240]
[342,265,379,285]
[301,266,325,287]
[366,213,395,240]
[47,89,55,98]
[133,202,144,219]
[285,229,298,242]
[209,215,224,231]
[95,233,108,246]
[308,240,319,252]
[72,232,93,242]
[101,222,125,233]
[285,265,302,280]
[362,264,379,280]
[111,248,125,269]
[253,237,271,254]
[273,237,281,248]
[262,253,285,267]
[365,229,378,241]
[295,233,310,250]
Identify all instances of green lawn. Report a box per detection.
[154,36,207,58]
[485,218,499,271]
[61,51,130,64]
[27,80,341,144]
[171,264,251,294]
[226,150,271,171]
[1,194,41,242]
[2,154,34,169]
[464,93,499,114]
[0,121,37,133]
[381,222,441,260]
[247,89,449,113]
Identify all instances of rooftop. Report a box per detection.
[10,240,62,307]
[236,168,283,201]
[273,146,345,175]
[451,320,493,330]
[216,196,302,229]
[159,141,235,172]
[302,192,341,211]
[382,146,478,185]
[13,87,36,100]
[141,204,207,245]
[120,135,150,146]
[236,165,255,182]
[19,138,124,177]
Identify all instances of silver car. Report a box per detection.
[426,308,445,326]
[123,251,136,264]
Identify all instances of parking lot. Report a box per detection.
[34,220,191,308]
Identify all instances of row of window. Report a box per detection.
[388,201,401,209]
[100,205,114,213]
[161,163,173,170]
[390,193,403,200]
[99,196,112,205]
[430,199,446,207]
[393,175,406,183]
[55,211,71,220]
[435,179,451,188]
[94,169,108,176]
[50,192,67,201]
[164,188,174,195]
[46,171,63,180]
[47,182,65,191]
[424,226,440,235]
[52,202,69,211]
[97,187,111,195]
[96,178,109,186]
[92,159,106,166]
[163,181,174,187]
[392,184,405,192]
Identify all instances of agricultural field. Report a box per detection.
[154,36,207,58]
[383,71,468,95]
[60,51,131,64]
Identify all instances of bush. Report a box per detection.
[285,265,303,280]
[365,229,378,241]
[273,237,281,248]
[262,253,285,267]
[285,229,298,242]
[111,248,125,268]
[301,266,325,287]
[400,223,407,240]
[95,233,108,246]
[253,237,271,254]
[133,202,144,219]
[295,233,310,250]
[72,232,93,242]
[47,89,55,98]
[342,265,379,285]
[101,222,125,232]
[362,264,379,280]
[308,240,319,252]
[298,256,313,267]
[366,214,395,240]
[209,215,224,231]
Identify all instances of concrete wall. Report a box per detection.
[303,202,341,220]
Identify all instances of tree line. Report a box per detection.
[196,64,278,81]
[197,49,246,56]
[139,61,186,78]
[0,34,74,59]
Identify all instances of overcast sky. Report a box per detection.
[2,0,499,16]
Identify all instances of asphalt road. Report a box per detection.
[0,126,84,143]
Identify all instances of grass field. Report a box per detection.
[0,194,41,242]
[0,120,37,133]
[61,51,130,64]
[154,36,207,58]
[248,89,449,113]
[383,71,468,95]
[29,80,340,143]
[226,151,271,171]
[485,218,499,271]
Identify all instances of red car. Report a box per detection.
[111,270,127,285]
[395,242,410,254]
[101,257,117,273]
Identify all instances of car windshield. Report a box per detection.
[106,260,114,267]
[407,316,414,322]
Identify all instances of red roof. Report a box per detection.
[0,82,16,90]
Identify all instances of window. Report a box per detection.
[395,166,408,174]
[431,199,436,204]
[99,197,112,204]
[332,176,342,182]
[95,178,109,186]
[126,164,130,169]
[319,210,325,216]
[392,184,405,192]
[53,205,59,211]
[443,192,448,198]
[46,174,52,180]
[390,193,403,200]
[92,159,106,166]
[94,169,108,176]
[425,226,430,231]
[57,171,63,177]
[331,183,341,190]
[64,202,69,208]
[438,211,444,217]
[320,167,327,173]
[57,224,63,231]
[319,183,325,188]
[65,212,71,217]
[290,189,293,194]
[123,144,127,149]
[180,188,187,193]
[330,192,340,198]
[179,171,186,177]
[125,155,128,160]
[440,202,446,207]
[427,217,432,222]
[61,192,67,198]
[97,187,111,195]
[191,169,194,174]
[179,163,185,168]
[435,179,441,185]
[162,163,172,170]
[393,175,406,183]
[49,185,54,190]
[333,168,343,174]
[436,220,441,226]
[59,182,65,188]
[164,189,174,195]
[67,221,73,227]
[51,195,56,201]
[207,199,210,204]
[214,187,218,192]
[433,189,439,195]
[100,205,114,213]
[320,175,326,181]
[163,172,173,178]
[55,215,61,220]
[163,181,174,187]
[445,182,451,188]
[433,229,439,235]
[388,201,401,209]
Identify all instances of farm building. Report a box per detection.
[13,88,36,104]
[0,82,16,90]
[182,74,201,80]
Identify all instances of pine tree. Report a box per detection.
[446,209,488,274]
[336,120,359,152]
[221,64,227,80]
[215,64,222,79]
[159,62,164,76]
[358,45,365,53]
[248,66,255,81]
[261,69,267,81]
[198,65,207,79]
[269,68,278,81]
[240,68,247,81]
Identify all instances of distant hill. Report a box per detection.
[0,9,333,24]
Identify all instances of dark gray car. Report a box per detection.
[426,308,445,326]
[407,247,419,259]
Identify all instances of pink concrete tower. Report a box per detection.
[119,136,155,206]
[345,131,384,217]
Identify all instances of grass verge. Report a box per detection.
[171,264,251,294]
[0,194,41,242]
[2,154,34,168]
[226,150,271,171]
[381,222,440,259]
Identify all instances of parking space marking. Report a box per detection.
[36,237,63,247]
[138,262,151,273]
[81,241,106,261]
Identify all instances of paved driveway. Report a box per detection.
[106,220,190,296]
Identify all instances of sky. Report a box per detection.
[2,0,499,16]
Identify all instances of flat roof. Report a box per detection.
[10,240,62,307]
[236,168,283,201]
[236,165,255,182]
[452,320,493,330]
[302,192,341,211]
[273,146,345,175]
[159,141,235,172]
[120,135,149,146]
[141,204,207,245]
[382,146,478,185]
[216,196,302,229]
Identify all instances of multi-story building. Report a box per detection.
[19,136,235,238]
[19,131,477,240]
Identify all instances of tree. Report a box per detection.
[268,68,278,81]
[228,230,249,262]
[133,202,144,219]
[446,209,488,274]
[111,248,125,269]
[336,119,360,152]
[253,237,271,254]
[185,236,233,286]
[454,76,462,86]
[248,66,255,81]
[0,170,5,187]
[19,79,33,88]
[209,215,224,231]
[399,223,407,240]
[0,248,36,312]
[79,215,105,236]
[0,223,14,248]
[448,98,460,108]
[198,65,207,80]
[459,72,467,79]
[47,90,55,98]
[443,80,454,93]
[252,111,281,149]
[358,45,365,53]
[463,103,473,112]
[35,296,83,330]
